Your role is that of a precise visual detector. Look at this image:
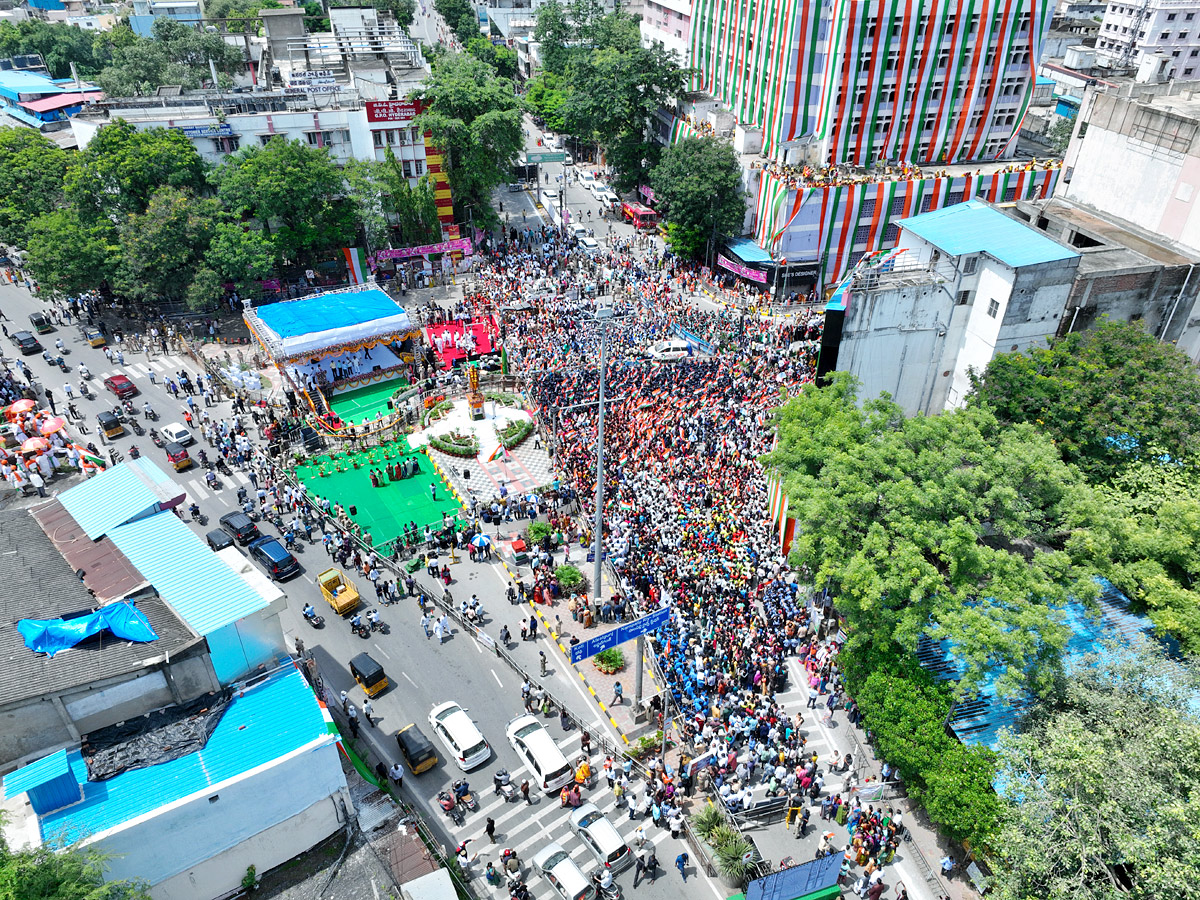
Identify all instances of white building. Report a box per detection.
[831,200,1080,415]
[1096,0,1200,76]
[639,0,690,63]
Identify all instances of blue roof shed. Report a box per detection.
[898,200,1079,268]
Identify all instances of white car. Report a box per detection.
[569,803,632,872]
[570,223,590,241]
[532,842,596,900]
[506,714,573,792]
[647,338,698,361]
[595,188,619,207]
[161,422,194,445]
[579,236,601,254]
[429,701,490,770]
[563,151,574,166]
[577,171,596,191]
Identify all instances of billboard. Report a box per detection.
[366,99,425,123]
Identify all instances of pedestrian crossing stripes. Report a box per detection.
[182,470,250,503]
[433,730,696,897]
[97,355,196,383]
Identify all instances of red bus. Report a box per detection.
[621,201,658,231]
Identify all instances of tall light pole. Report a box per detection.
[589,304,613,618]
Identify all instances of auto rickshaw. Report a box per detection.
[165,441,192,471]
[28,312,51,334]
[84,326,105,348]
[349,651,388,698]
[97,410,124,439]
[396,724,438,773]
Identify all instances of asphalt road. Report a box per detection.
[0,281,720,900]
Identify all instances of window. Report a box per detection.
[1188,67,1195,75]
[373,130,384,147]
[987,298,1000,318]
[1189,12,1195,20]
[853,224,872,243]
[1161,31,1170,39]
[890,196,905,215]
[860,198,877,216]
[414,160,424,175]
[259,134,274,146]
[1168,12,1176,20]
[962,255,978,274]
[402,160,412,177]
[305,130,333,146]
[213,136,239,153]
[883,223,899,242]
[1191,48,1198,56]
[1182,33,1190,39]
[956,290,972,305]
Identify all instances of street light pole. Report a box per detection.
[590,307,611,620]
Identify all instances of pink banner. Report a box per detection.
[376,238,473,260]
[717,253,768,283]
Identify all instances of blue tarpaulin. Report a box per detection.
[18,602,159,657]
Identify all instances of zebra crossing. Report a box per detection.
[181,468,250,503]
[437,730,706,897]
[96,353,196,384]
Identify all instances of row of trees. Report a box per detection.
[764,321,1200,895]
[2,121,440,307]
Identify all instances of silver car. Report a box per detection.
[569,803,632,872]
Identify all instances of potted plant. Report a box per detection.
[554,564,585,595]
[713,834,759,890]
[594,647,625,675]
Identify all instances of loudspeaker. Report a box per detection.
[349,505,357,516]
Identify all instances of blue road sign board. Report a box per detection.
[569,606,671,665]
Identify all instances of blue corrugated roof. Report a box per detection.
[898,199,1079,267]
[107,512,267,635]
[0,70,66,93]
[3,749,71,799]
[27,667,331,844]
[725,237,774,264]
[58,465,161,540]
[921,580,1159,755]
[256,288,405,338]
[746,854,842,900]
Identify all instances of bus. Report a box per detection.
[620,201,658,231]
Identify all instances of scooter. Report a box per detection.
[493,768,518,803]
[129,445,140,460]
[508,878,530,900]
[79,381,91,399]
[303,608,325,628]
[54,356,69,372]
[453,779,478,812]
[149,428,164,448]
[130,419,145,436]
[350,619,370,639]
[144,406,158,421]
[437,791,464,826]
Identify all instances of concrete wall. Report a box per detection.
[0,654,219,773]
[92,739,347,899]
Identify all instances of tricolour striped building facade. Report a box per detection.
[688,0,1055,165]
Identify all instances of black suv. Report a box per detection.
[11,331,42,355]
[218,511,261,545]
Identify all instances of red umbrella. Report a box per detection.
[39,416,66,435]
[9,399,36,414]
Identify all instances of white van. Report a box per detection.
[578,171,596,191]
[506,714,573,793]
[647,338,697,361]
[429,701,491,771]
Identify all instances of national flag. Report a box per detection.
[343,247,368,284]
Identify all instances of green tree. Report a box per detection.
[525,72,567,133]
[184,266,226,312]
[1046,116,1073,153]
[330,0,415,27]
[206,222,275,298]
[762,373,1116,699]
[993,640,1200,900]
[0,20,108,79]
[0,128,69,246]
[93,20,244,96]
[344,154,442,250]
[0,823,150,900]
[432,0,478,43]
[66,119,207,224]
[23,209,115,298]
[210,137,357,264]
[968,319,1200,481]
[650,136,746,260]
[115,187,218,305]
[465,36,516,80]
[533,0,571,75]
[414,53,523,227]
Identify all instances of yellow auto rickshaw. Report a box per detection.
[84,326,106,348]
[350,651,389,698]
[97,410,124,439]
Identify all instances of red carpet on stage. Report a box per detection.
[425,316,498,369]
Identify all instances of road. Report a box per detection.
[0,281,720,900]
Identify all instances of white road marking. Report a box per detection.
[492,669,504,687]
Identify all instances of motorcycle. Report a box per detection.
[149,428,165,448]
[493,768,518,803]
[437,791,464,826]
[129,445,140,460]
[189,503,202,522]
[204,471,221,491]
[453,779,478,812]
[78,364,91,380]
[350,619,370,639]
[108,447,122,464]
[54,356,69,373]
[130,419,145,436]
[302,608,325,628]
[143,406,158,421]
[508,879,530,900]
[242,501,260,521]
[79,381,91,399]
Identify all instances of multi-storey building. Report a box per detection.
[644,0,1061,293]
[1095,0,1200,76]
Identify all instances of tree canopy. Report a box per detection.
[93,21,244,97]
[968,319,1200,481]
[0,824,149,900]
[650,136,746,260]
[762,373,1111,699]
[414,53,523,226]
[0,128,68,246]
[114,186,217,306]
[209,137,357,264]
[993,640,1200,900]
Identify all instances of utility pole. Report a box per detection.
[589,305,612,618]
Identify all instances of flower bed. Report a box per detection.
[497,417,534,449]
[429,430,480,458]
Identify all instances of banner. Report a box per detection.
[365,99,425,123]
[343,247,367,284]
[717,253,768,283]
[376,238,473,260]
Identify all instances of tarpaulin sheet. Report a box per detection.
[83,687,233,782]
[18,602,159,657]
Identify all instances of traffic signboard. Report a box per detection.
[526,151,566,164]
[569,606,671,665]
